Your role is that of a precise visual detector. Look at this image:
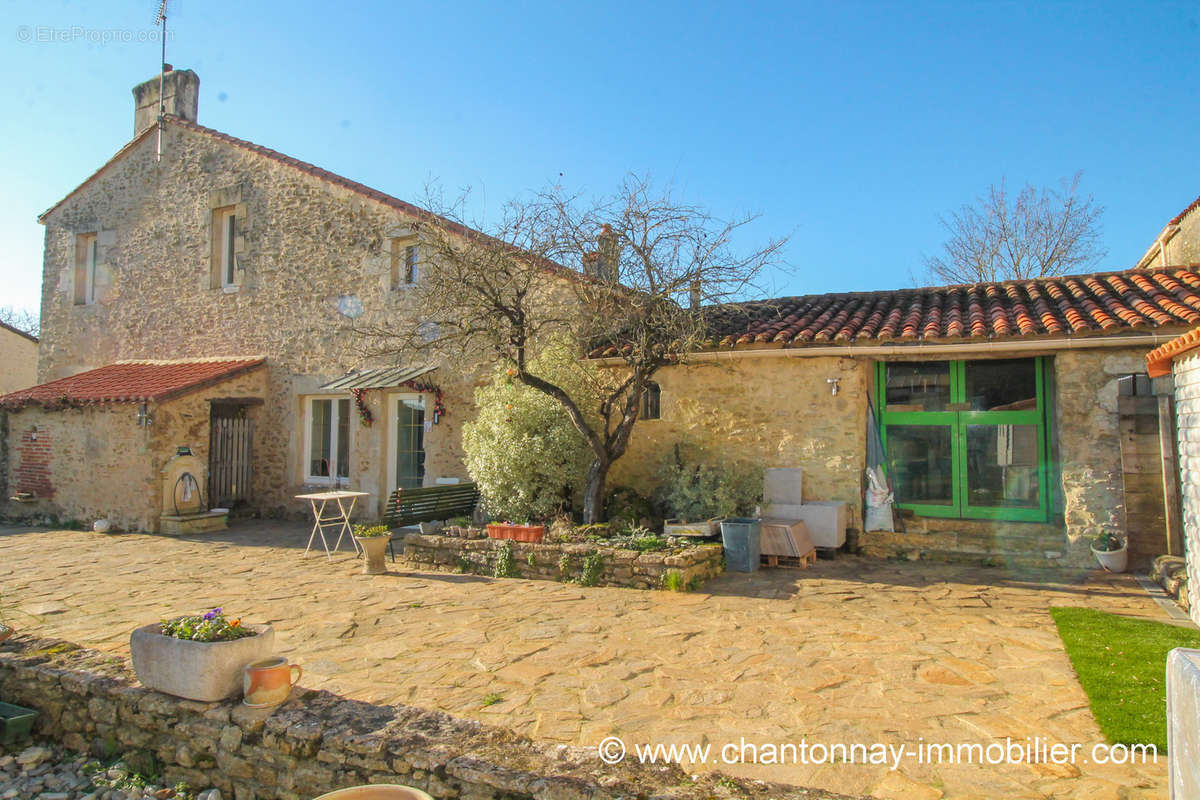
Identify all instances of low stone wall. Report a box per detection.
[401,533,724,590]
[0,635,848,800]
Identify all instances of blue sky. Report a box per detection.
[2,0,1198,317]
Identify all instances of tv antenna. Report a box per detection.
[154,0,169,161]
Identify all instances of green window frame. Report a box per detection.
[875,358,1051,523]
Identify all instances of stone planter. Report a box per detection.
[356,535,392,574]
[486,523,545,543]
[663,518,723,537]
[313,786,433,800]
[1091,542,1128,573]
[130,622,274,702]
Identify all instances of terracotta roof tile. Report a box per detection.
[694,265,1200,353]
[1170,194,1200,226]
[0,358,265,409]
[1147,327,1200,378]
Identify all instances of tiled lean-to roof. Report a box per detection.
[0,358,265,409]
[1146,328,1200,378]
[589,265,1200,357]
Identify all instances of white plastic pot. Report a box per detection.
[1091,542,1128,573]
[312,786,433,800]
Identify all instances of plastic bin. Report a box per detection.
[720,518,762,572]
[0,701,37,744]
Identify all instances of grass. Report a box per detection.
[480,692,504,707]
[1050,606,1200,752]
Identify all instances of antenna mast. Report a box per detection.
[154,0,169,162]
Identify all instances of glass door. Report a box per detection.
[877,358,1049,522]
[393,395,426,490]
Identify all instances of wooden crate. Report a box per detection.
[760,552,817,569]
[760,518,815,558]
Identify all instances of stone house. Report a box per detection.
[0,321,38,395]
[0,69,499,530]
[1137,193,1200,269]
[604,267,1200,567]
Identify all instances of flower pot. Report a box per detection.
[312,786,433,800]
[243,656,302,708]
[1091,543,1128,573]
[486,523,545,543]
[356,535,392,574]
[0,623,13,645]
[663,518,723,538]
[130,622,274,702]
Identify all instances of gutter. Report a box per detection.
[1136,224,1181,269]
[592,332,1178,365]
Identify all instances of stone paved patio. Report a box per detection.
[0,522,1174,799]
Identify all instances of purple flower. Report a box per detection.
[202,607,222,620]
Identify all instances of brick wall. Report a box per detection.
[13,423,54,500]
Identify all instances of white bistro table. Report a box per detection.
[296,490,370,560]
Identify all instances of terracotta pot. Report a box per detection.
[356,535,391,575]
[243,656,302,708]
[486,523,545,543]
[0,624,12,645]
[130,623,274,702]
[312,786,433,800]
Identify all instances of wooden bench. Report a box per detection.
[382,482,480,561]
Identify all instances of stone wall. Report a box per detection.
[0,635,842,800]
[1139,206,1200,268]
[1172,351,1200,626]
[1,366,267,532]
[401,532,725,590]
[0,325,38,395]
[608,354,869,526]
[1055,347,1158,545]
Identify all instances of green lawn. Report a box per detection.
[1050,606,1200,752]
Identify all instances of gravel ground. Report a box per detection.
[0,742,222,800]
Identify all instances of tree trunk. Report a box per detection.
[582,457,610,524]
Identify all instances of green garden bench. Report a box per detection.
[381,482,480,561]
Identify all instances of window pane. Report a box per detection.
[336,399,350,479]
[310,400,332,476]
[965,424,1040,508]
[395,397,425,489]
[225,214,237,285]
[964,358,1037,411]
[405,245,418,284]
[887,425,953,505]
[885,362,951,412]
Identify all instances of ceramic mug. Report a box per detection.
[242,656,302,708]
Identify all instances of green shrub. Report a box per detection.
[655,444,762,520]
[463,342,598,522]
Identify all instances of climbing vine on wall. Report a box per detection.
[350,380,447,428]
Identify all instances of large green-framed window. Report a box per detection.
[875,357,1051,522]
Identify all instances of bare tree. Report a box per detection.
[923,172,1106,285]
[0,306,39,337]
[355,174,786,522]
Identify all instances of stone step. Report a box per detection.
[861,537,1092,570]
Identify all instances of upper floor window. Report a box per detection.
[641,381,661,420]
[391,239,419,288]
[74,233,98,306]
[213,206,238,289]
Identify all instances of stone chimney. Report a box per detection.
[594,224,620,282]
[132,68,199,136]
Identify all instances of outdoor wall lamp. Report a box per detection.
[29,425,38,441]
[827,378,841,396]
[137,403,153,426]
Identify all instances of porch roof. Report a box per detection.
[691,264,1200,352]
[0,358,265,410]
[318,365,435,391]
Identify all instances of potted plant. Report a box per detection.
[353,524,392,575]
[1091,531,1128,573]
[130,608,274,702]
[486,522,545,543]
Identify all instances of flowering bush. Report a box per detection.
[159,608,255,642]
[463,341,598,522]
